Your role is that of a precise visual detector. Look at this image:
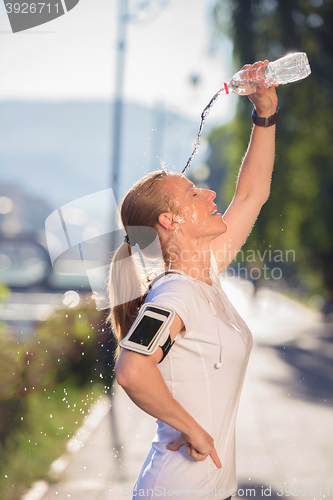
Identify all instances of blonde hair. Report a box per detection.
[107,170,176,359]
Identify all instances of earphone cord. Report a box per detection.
[208,301,223,367]
[214,309,223,365]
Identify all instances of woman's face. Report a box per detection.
[163,174,227,242]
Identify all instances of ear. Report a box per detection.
[158,212,176,231]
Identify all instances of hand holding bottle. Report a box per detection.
[240,60,279,117]
[182,52,310,174]
[227,52,311,96]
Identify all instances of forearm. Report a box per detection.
[235,122,276,202]
[232,63,278,203]
[116,356,200,437]
[116,353,220,467]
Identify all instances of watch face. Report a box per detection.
[128,316,164,347]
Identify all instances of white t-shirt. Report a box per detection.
[132,252,253,500]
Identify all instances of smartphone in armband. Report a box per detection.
[119,303,175,362]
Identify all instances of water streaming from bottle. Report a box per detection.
[181,85,228,175]
[181,53,310,175]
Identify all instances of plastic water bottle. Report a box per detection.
[225,52,311,96]
[181,52,311,174]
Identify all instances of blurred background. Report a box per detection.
[0,0,332,499]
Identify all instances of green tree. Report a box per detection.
[209,0,333,297]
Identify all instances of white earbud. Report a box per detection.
[214,361,223,369]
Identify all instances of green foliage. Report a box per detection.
[26,298,113,390]
[210,0,333,296]
[0,294,115,497]
[0,380,104,500]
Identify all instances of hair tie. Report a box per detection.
[124,234,130,245]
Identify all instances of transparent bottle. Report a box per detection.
[226,52,311,96]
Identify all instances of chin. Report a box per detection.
[221,220,228,232]
[211,223,228,240]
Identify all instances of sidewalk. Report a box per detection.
[24,280,333,500]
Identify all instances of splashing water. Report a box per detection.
[181,84,228,175]
[158,157,168,170]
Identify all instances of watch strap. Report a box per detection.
[251,107,280,127]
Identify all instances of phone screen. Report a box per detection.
[128,315,164,347]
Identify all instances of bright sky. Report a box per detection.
[0,0,237,121]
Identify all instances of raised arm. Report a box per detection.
[115,314,222,469]
[211,60,278,273]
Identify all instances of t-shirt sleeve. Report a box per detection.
[145,276,201,334]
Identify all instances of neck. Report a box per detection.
[167,242,212,285]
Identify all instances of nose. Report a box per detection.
[205,189,216,202]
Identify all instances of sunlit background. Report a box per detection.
[0,0,332,499]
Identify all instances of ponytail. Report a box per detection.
[107,240,148,361]
[107,170,174,361]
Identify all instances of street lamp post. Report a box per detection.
[110,0,170,254]
[111,0,170,204]
[111,0,129,205]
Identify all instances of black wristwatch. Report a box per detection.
[251,107,280,127]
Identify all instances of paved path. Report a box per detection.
[24,280,333,500]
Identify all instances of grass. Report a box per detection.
[0,379,105,500]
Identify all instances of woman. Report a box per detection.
[108,61,278,499]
